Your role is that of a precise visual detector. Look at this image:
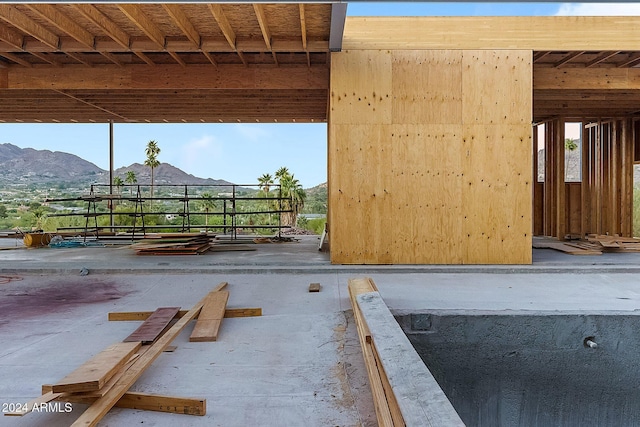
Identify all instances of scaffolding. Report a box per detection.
[46,183,292,240]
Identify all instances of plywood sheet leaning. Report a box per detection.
[123,307,181,344]
[189,290,230,342]
[51,342,141,394]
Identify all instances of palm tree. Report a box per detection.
[201,192,216,228]
[277,169,306,226]
[113,176,124,195]
[125,170,137,197]
[258,173,274,194]
[144,140,161,203]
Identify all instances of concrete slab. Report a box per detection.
[3,237,640,425]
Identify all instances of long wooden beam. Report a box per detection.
[0,4,59,49]
[73,4,130,50]
[209,4,235,50]
[118,5,164,49]
[0,37,328,53]
[71,282,227,427]
[534,68,640,90]
[41,386,206,416]
[0,21,23,50]
[109,307,262,321]
[5,64,329,90]
[343,16,640,50]
[26,5,94,49]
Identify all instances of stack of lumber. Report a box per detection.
[131,235,212,255]
[532,237,602,255]
[3,282,264,425]
[587,234,640,252]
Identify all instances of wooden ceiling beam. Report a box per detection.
[533,51,550,62]
[208,4,235,50]
[0,4,59,50]
[118,5,165,49]
[201,50,217,66]
[554,51,585,68]
[26,4,94,49]
[0,52,31,67]
[133,51,155,66]
[617,53,640,68]
[168,51,186,67]
[162,4,200,48]
[0,21,23,50]
[585,51,620,68]
[73,4,130,50]
[10,37,328,54]
[534,67,640,90]
[299,4,307,50]
[52,88,131,121]
[29,51,61,67]
[66,52,93,67]
[253,5,272,51]
[6,64,329,90]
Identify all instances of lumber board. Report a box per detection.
[51,342,141,393]
[108,307,260,321]
[348,278,397,427]
[123,307,181,344]
[70,283,227,427]
[309,283,321,292]
[532,240,602,255]
[189,290,230,342]
[41,386,205,416]
[370,338,405,426]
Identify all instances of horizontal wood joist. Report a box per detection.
[0,37,329,54]
[3,64,329,90]
[534,67,640,90]
[0,88,328,123]
[343,16,640,51]
[534,90,640,120]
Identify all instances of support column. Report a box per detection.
[109,120,114,228]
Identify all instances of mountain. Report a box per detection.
[0,143,237,188]
[0,143,105,184]
[114,163,233,187]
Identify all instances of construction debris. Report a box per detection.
[131,235,212,255]
[534,234,640,255]
[309,283,322,292]
[4,281,261,425]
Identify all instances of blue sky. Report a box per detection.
[2,3,639,188]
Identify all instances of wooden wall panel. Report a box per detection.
[461,125,532,263]
[391,51,462,124]
[329,49,532,264]
[462,51,532,126]
[329,50,392,125]
[328,124,393,264]
[390,125,464,263]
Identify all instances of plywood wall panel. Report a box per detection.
[390,125,464,263]
[391,51,462,125]
[462,50,532,126]
[330,50,392,125]
[329,48,532,264]
[328,124,394,264]
[462,125,532,263]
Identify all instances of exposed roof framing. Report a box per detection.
[0,3,334,123]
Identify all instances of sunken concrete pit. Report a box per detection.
[396,311,640,427]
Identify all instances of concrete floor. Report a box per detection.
[2,235,640,426]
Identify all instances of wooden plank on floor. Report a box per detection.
[123,307,181,344]
[189,290,230,342]
[108,307,261,321]
[41,386,205,416]
[70,282,227,427]
[348,277,397,427]
[309,283,321,292]
[51,342,141,394]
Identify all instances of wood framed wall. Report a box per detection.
[329,49,532,264]
[533,118,636,239]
